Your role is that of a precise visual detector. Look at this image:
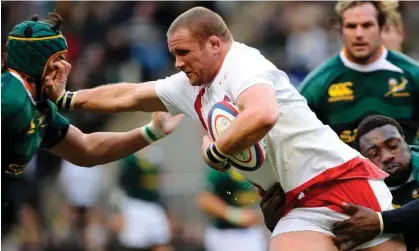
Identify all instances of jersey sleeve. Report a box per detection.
[224,50,282,103]
[382,199,419,234]
[229,73,276,102]
[41,102,70,149]
[155,72,198,118]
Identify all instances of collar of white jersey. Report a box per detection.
[206,41,239,88]
[388,172,414,191]
[339,47,403,73]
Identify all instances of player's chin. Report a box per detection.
[188,77,203,86]
[350,47,371,57]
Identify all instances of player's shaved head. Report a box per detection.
[167,7,232,44]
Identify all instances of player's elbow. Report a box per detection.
[258,108,279,129]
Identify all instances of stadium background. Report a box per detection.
[2,1,419,251]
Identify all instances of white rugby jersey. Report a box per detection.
[155,41,360,194]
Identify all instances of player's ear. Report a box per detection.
[208,36,221,53]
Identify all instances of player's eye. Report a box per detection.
[386,139,401,150]
[176,49,190,56]
[344,23,357,29]
[366,148,378,158]
[362,22,373,29]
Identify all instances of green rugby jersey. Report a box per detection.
[119,152,161,203]
[390,146,419,251]
[206,168,259,229]
[391,145,419,207]
[412,145,419,183]
[299,49,419,146]
[1,69,69,195]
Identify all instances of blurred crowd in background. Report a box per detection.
[1,1,419,251]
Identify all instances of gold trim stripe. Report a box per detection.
[8,34,64,41]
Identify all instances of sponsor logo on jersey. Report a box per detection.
[384,77,410,97]
[5,163,27,176]
[328,82,354,102]
[38,115,47,128]
[26,119,36,134]
[392,203,401,209]
[223,95,231,102]
[339,128,358,144]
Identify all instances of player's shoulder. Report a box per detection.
[298,54,343,93]
[1,70,33,119]
[155,71,200,96]
[228,42,277,71]
[224,42,281,86]
[386,50,419,80]
[157,71,188,84]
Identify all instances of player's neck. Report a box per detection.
[209,40,233,84]
[343,45,385,65]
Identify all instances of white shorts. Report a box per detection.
[272,179,397,250]
[204,226,267,251]
[118,196,171,248]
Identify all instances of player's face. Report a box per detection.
[168,29,220,86]
[359,124,412,187]
[341,3,382,64]
[381,23,404,51]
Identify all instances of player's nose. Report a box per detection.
[354,26,365,39]
[380,148,395,164]
[175,57,185,69]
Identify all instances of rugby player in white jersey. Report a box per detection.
[46,6,405,251]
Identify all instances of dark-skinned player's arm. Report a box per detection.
[381,199,419,233]
[333,200,419,251]
[43,60,167,113]
[258,183,285,232]
[49,113,183,167]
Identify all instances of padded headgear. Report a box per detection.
[6,15,68,102]
[6,19,68,79]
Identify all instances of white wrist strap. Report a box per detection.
[377,212,384,234]
[141,122,167,143]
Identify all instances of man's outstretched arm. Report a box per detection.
[71,82,167,113]
[44,61,167,113]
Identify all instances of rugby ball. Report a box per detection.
[207,101,267,171]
